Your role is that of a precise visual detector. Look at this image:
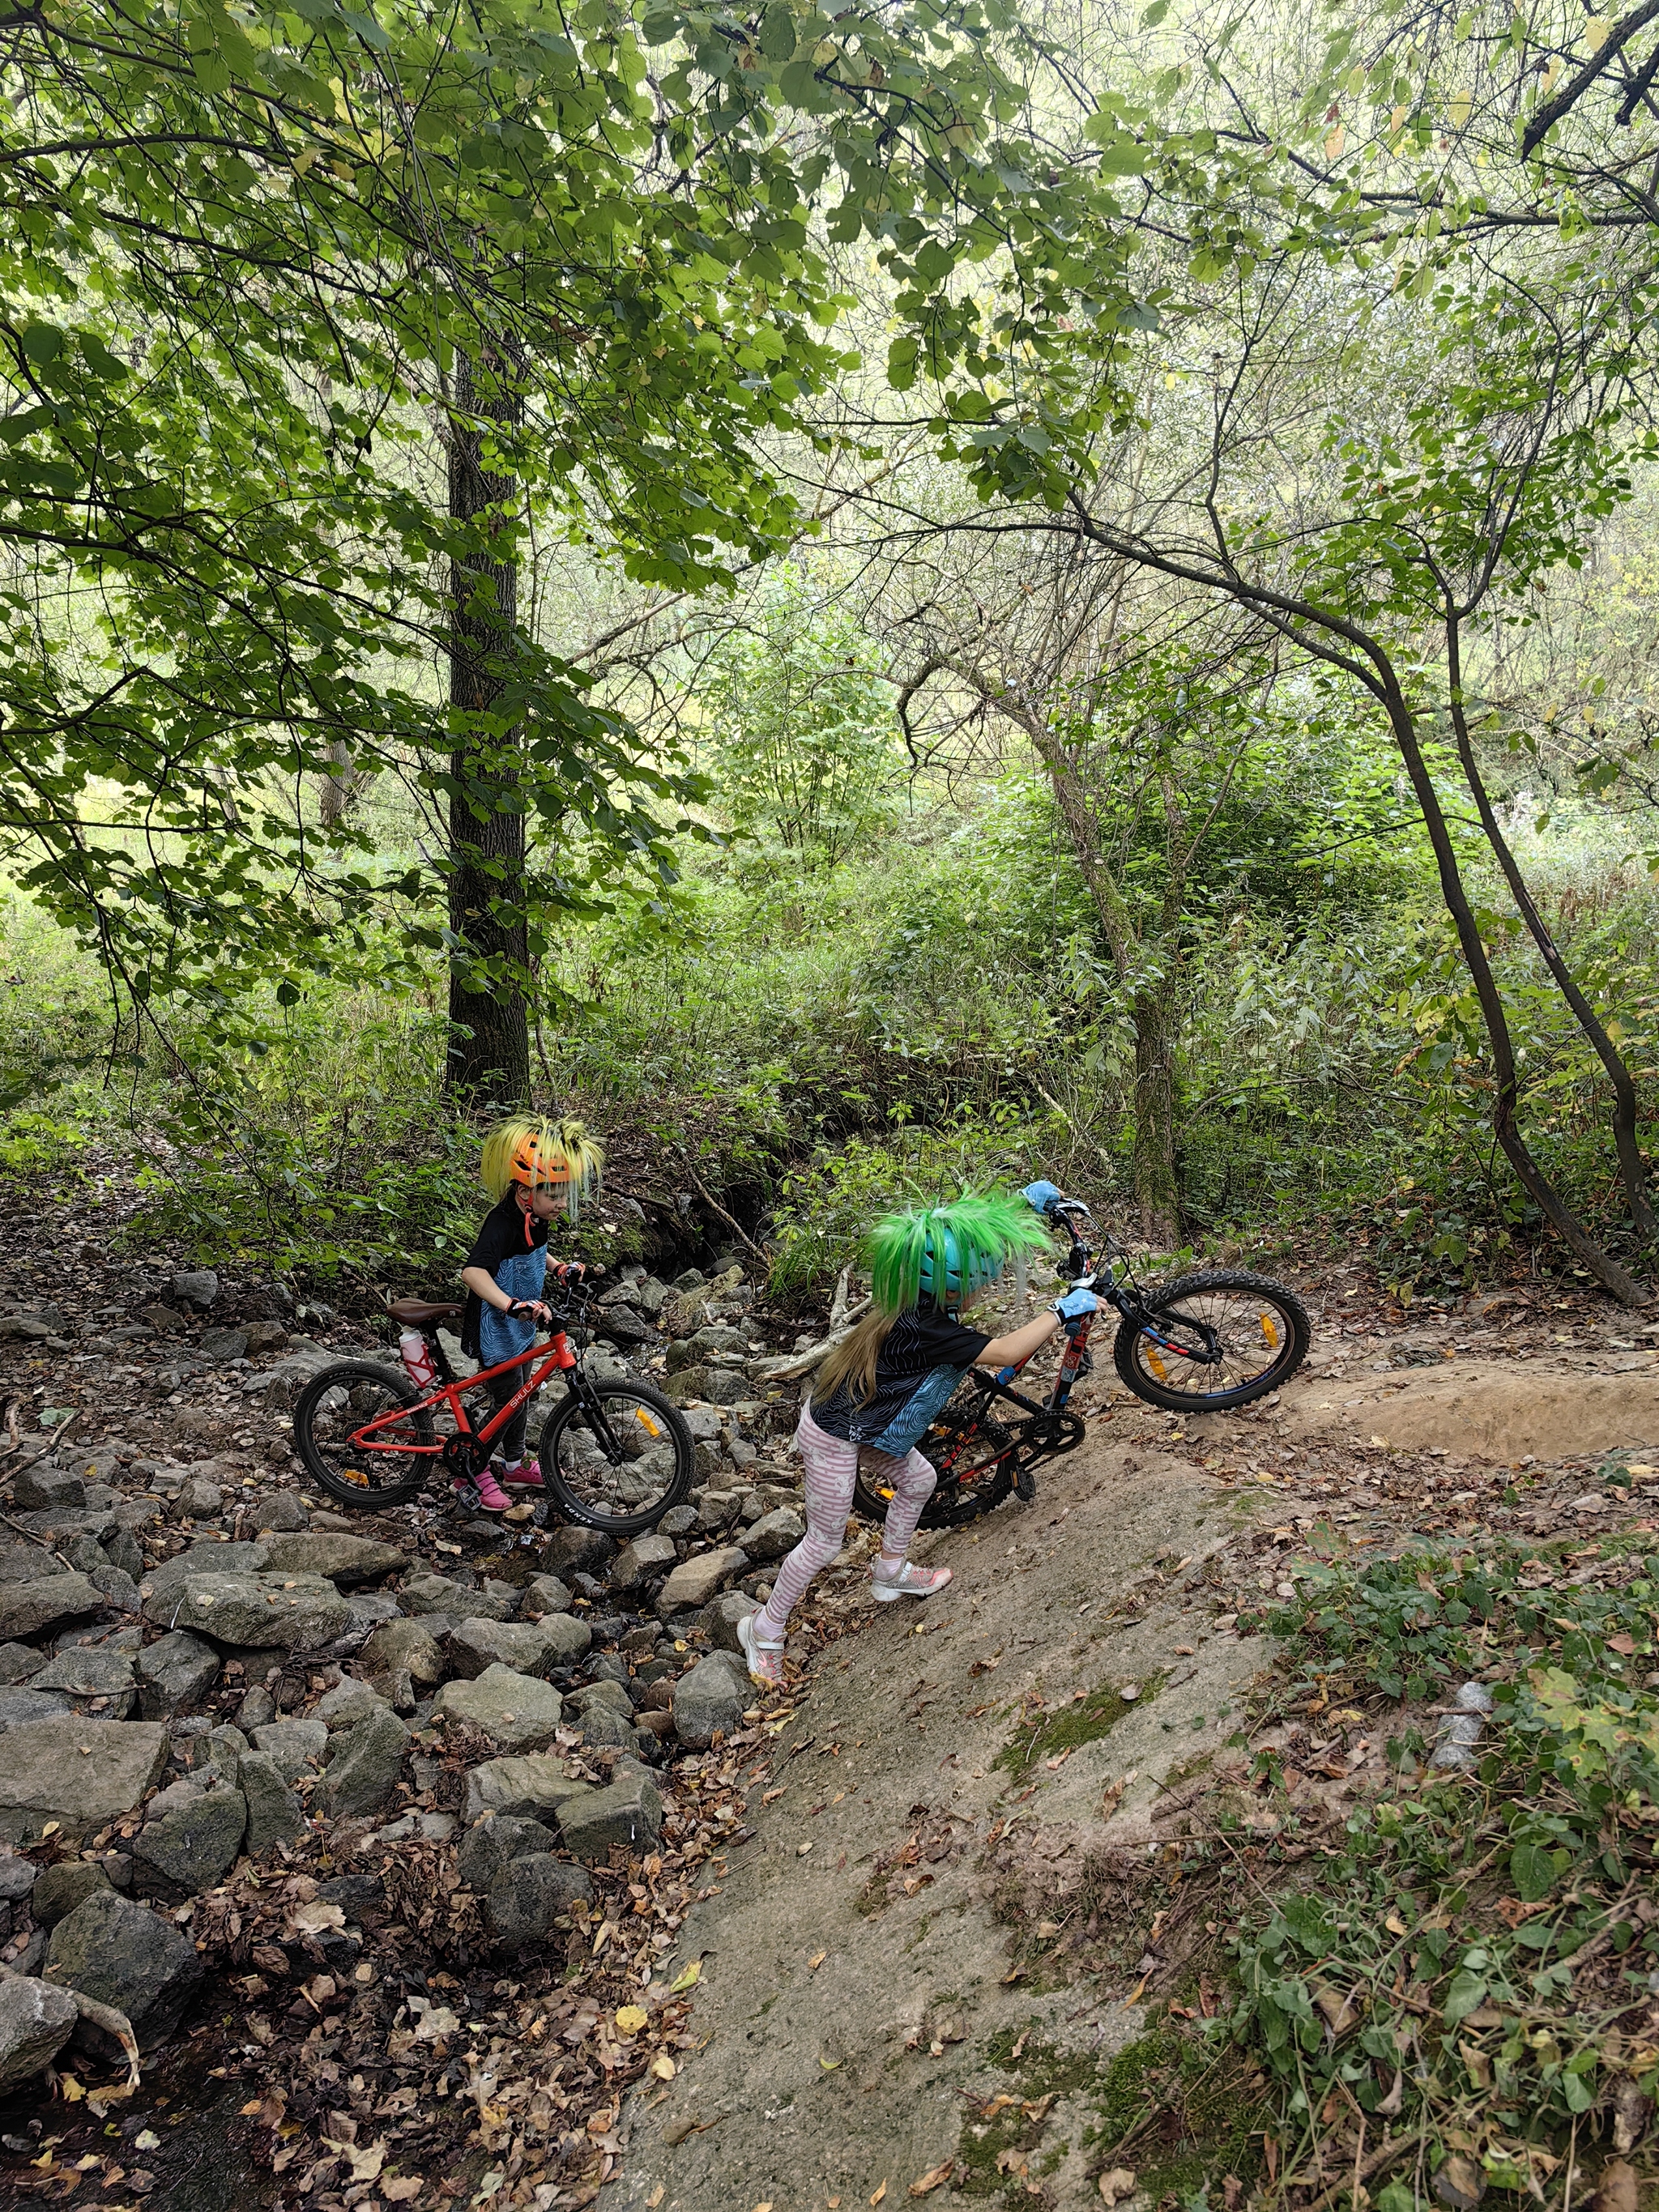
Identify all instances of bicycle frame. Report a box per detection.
[343,1326,580,1475]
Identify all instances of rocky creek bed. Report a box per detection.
[1,1183,1657,2212]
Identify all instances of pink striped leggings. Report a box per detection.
[753,1406,937,1641]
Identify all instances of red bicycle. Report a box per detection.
[290,1290,695,1536]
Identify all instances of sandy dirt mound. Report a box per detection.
[1277,1354,1659,1460]
[608,1440,1273,2212]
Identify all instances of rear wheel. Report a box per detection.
[292,1362,438,1510]
[540,1381,694,1535]
[854,1400,1018,1532]
[1113,1269,1309,1413]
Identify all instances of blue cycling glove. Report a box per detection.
[1022,1178,1065,1216]
[1052,1287,1098,1319]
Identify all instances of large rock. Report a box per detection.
[196,1328,248,1363]
[433,1665,564,1755]
[538,1613,591,1664]
[740,1508,804,1564]
[45,1889,203,2053]
[0,1575,102,1643]
[142,1543,271,1604]
[568,1703,642,1754]
[568,1679,634,1720]
[132,1780,247,1897]
[463,1754,594,1826]
[672,1652,752,1749]
[457,1813,561,1894]
[172,1269,220,1310]
[0,1975,77,2091]
[142,1572,351,1650]
[14,1464,84,1513]
[175,1475,224,1519]
[541,1527,616,1579]
[520,1575,573,1619]
[657,1545,748,1617]
[484,1855,595,1947]
[315,1707,409,1818]
[558,1771,663,1861]
[252,1490,308,1532]
[447,1617,567,1681]
[0,1687,73,1732]
[261,1534,407,1588]
[238,1750,306,1854]
[31,1860,113,1928]
[360,1617,445,1689]
[0,1644,44,1685]
[607,1532,678,1593]
[250,1718,326,1784]
[0,1717,168,1844]
[702,1589,759,1653]
[314,1677,388,1730]
[401,1573,514,1622]
[135,1633,219,1720]
[30,1645,136,1718]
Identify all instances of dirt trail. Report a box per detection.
[607,1295,1659,2212]
[610,1440,1274,2212]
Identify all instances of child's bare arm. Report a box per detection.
[462,1265,548,1321]
[975,1311,1063,1367]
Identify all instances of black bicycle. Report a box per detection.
[291,1284,694,1536]
[854,1193,1309,1531]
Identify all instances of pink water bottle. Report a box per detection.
[399,1329,437,1387]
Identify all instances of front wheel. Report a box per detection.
[292,1362,438,1509]
[1113,1270,1309,1413]
[540,1381,694,1536]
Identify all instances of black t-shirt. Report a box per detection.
[808,1306,992,1451]
[460,1195,550,1358]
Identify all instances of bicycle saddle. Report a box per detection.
[387,1298,465,1327]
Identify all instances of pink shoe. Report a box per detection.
[501,1460,544,1489]
[737,1612,787,1689]
[466,1471,511,1512]
[871,1558,953,1603]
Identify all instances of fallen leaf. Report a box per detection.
[996,2151,1029,2177]
[650,2056,676,2081]
[133,2135,159,2154]
[808,1950,827,1971]
[288,1901,346,1936]
[910,2160,955,2197]
[668,1960,702,1993]
[646,2193,664,2211]
[1591,2162,1639,2212]
[414,2005,460,2042]
[871,2185,889,2206]
[382,2182,423,2204]
[797,1841,813,1856]
[1098,2168,1137,2206]
[1609,1633,1637,1656]
[58,2076,84,2103]
[615,2005,649,2035]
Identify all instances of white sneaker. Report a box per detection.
[871,1558,953,1603]
[737,1611,787,1688]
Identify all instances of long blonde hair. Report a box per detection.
[810,1308,898,1409]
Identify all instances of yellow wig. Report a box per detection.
[480,1115,605,1213]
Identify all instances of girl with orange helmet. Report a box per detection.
[458,1115,605,1511]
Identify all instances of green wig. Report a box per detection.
[863,1191,1051,1315]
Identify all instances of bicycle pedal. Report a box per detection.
[1014,1465,1037,1502]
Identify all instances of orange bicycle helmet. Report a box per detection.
[480,1115,605,1213]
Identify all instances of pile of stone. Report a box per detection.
[0,1249,816,2100]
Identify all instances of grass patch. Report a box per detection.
[994,1669,1169,1779]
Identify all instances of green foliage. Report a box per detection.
[2,0,1034,1030]
[700,573,904,867]
[1226,1539,1659,2201]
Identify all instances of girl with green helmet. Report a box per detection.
[738,1188,1098,1687]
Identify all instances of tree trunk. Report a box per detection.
[1383,681,1649,1305]
[1445,628,1657,1246]
[446,347,529,1108]
[1132,982,1179,1244]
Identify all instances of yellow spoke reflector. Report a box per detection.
[1260,1315,1279,1349]
[634,1410,663,1438]
[1145,1347,1168,1382]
